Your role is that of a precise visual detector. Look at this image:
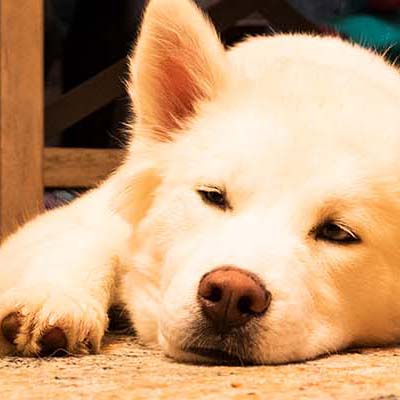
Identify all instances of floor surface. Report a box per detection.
[1,334,399,400]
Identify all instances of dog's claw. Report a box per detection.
[1,312,22,344]
[39,327,68,356]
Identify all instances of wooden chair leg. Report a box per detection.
[0,0,44,241]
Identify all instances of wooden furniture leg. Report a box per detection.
[0,0,44,241]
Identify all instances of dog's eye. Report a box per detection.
[315,221,360,244]
[197,187,229,210]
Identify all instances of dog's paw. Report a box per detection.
[0,287,108,356]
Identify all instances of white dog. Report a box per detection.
[1,0,400,364]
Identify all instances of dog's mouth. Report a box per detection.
[178,321,260,365]
[184,346,255,365]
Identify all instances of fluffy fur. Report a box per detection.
[1,0,400,364]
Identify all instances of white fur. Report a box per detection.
[1,0,400,363]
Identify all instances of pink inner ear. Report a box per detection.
[130,0,227,141]
[156,55,204,133]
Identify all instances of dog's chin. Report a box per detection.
[160,322,328,365]
[185,347,258,365]
[165,345,257,365]
[160,321,263,365]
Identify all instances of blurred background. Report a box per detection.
[44,0,400,149]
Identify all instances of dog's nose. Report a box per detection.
[198,266,271,331]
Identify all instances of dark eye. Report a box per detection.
[315,221,360,244]
[197,187,229,210]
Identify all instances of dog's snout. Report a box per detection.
[198,266,271,331]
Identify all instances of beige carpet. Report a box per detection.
[1,334,399,400]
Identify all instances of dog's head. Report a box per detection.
[116,0,400,364]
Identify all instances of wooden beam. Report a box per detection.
[208,0,267,33]
[46,1,267,140]
[45,59,127,139]
[44,148,125,188]
[0,0,44,241]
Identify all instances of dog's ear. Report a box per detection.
[114,0,226,226]
[128,0,227,141]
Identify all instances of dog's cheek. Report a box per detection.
[159,268,202,349]
[119,187,211,345]
[255,293,352,363]
[250,250,353,362]
[143,188,218,289]
[298,245,395,349]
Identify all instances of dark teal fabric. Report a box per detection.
[287,0,400,60]
[330,13,400,58]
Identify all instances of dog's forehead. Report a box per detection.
[227,34,400,95]
[168,34,400,200]
[224,35,400,140]
[181,91,399,176]
[172,104,397,206]
[171,84,399,200]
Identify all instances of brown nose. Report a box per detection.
[198,266,271,332]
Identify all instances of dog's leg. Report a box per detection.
[0,184,129,356]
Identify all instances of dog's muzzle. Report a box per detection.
[183,266,271,363]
